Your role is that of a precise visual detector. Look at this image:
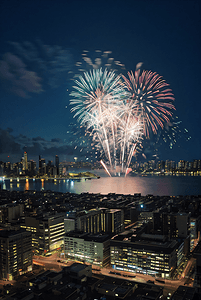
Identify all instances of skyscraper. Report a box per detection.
[39,155,42,175]
[24,152,28,171]
[0,229,32,280]
[55,155,59,168]
[55,155,59,175]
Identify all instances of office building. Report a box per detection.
[28,160,36,175]
[0,229,32,280]
[39,156,46,176]
[0,203,24,224]
[76,208,106,234]
[64,218,75,233]
[64,231,111,267]
[161,212,189,240]
[39,155,42,175]
[106,209,124,233]
[110,232,178,279]
[24,151,28,171]
[55,155,59,175]
[189,216,201,252]
[21,213,65,255]
[176,213,189,238]
[67,208,124,234]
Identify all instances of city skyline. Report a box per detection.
[0,0,201,164]
[1,150,201,178]
[2,150,201,164]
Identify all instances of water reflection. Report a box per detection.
[41,179,44,189]
[25,180,29,191]
[1,173,201,196]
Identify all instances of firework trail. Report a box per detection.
[154,116,191,152]
[70,68,128,171]
[118,108,144,172]
[100,159,112,177]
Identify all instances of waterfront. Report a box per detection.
[1,170,201,196]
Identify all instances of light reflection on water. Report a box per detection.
[1,170,201,196]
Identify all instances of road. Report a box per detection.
[181,257,196,279]
[0,252,194,297]
[33,253,73,272]
[33,253,193,293]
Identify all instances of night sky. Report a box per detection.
[0,0,200,164]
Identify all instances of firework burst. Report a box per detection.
[70,57,176,176]
[70,68,130,171]
[123,69,176,137]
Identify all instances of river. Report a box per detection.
[1,170,201,196]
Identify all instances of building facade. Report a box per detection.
[21,213,65,255]
[0,229,32,280]
[110,234,178,279]
[65,208,124,235]
[64,232,111,267]
[0,203,24,224]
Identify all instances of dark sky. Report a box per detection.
[0,0,200,164]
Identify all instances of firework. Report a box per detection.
[123,69,176,138]
[100,160,112,177]
[156,116,191,150]
[70,59,176,176]
[70,68,130,170]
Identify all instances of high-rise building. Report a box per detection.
[176,213,189,238]
[178,160,185,170]
[64,218,75,233]
[157,161,165,172]
[0,229,32,280]
[39,155,42,175]
[24,152,28,171]
[105,209,124,233]
[0,203,24,224]
[190,216,201,251]
[71,208,124,234]
[55,155,59,176]
[170,161,176,171]
[53,166,58,177]
[28,160,36,175]
[161,212,189,240]
[21,157,25,171]
[55,155,59,168]
[39,156,46,176]
[153,212,161,233]
[162,212,168,236]
[21,213,65,255]
[46,160,53,177]
[22,152,28,171]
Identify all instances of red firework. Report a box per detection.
[122,68,176,138]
